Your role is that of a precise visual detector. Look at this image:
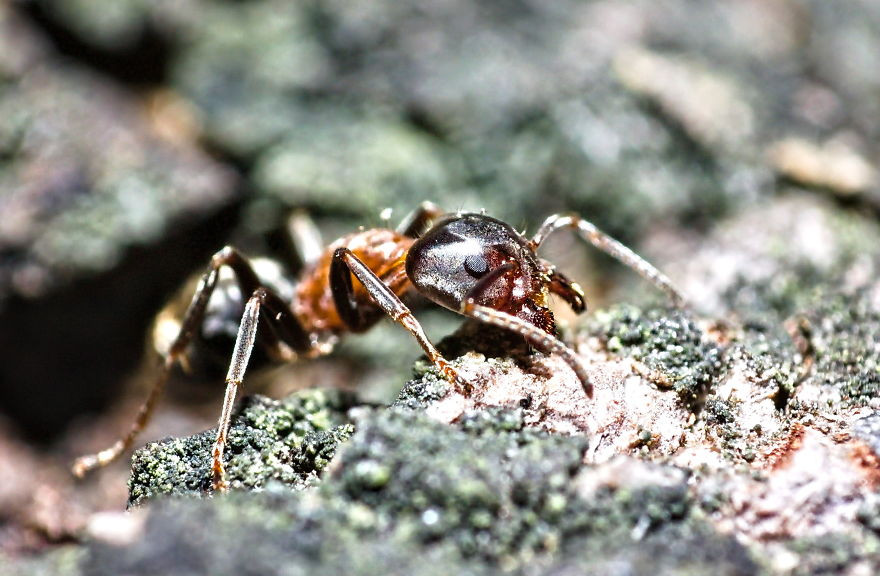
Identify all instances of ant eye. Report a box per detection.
[464,254,489,278]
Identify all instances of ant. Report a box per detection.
[73,202,684,492]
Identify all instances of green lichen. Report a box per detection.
[591,305,724,408]
[807,290,880,407]
[321,410,734,571]
[738,281,880,411]
[393,371,454,412]
[331,409,590,562]
[88,407,753,575]
[717,263,880,419]
[127,389,354,506]
[785,532,880,576]
[732,328,802,406]
[3,546,85,576]
[702,397,758,463]
[456,406,528,435]
[87,488,489,576]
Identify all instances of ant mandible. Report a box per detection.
[73,202,684,492]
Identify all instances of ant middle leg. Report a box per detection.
[530,213,686,307]
[284,211,324,275]
[330,247,470,393]
[72,247,312,479]
[396,201,446,238]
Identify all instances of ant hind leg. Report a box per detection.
[210,282,317,492]
[210,287,263,492]
[72,247,312,483]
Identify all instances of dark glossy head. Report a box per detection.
[405,214,544,314]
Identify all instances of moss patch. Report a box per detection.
[88,409,753,576]
[591,305,724,408]
[127,389,354,506]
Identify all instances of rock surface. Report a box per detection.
[0,1,240,439]
[71,268,880,575]
[2,1,880,575]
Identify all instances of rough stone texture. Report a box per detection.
[104,184,880,574]
[398,323,695,464]
[66,270,880,574]
[80,409,756,576]
[655,194,880,316]
[127,389,354,507]
[3,1,880,575]
[0,4,237,303]
[28,0,880,227]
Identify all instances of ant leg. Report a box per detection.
[396,201,446,238]
[72,247,311,478]
[285,211,324,273]
[209,285,316,492]
[461,298,593,397]
[208,286,317,492]
[542,263,587,313]
[530,214,685,307]
[459,264,593,397]
[330,247,470,393]
[210,287,267,492]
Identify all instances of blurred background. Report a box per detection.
[1,0,879,558]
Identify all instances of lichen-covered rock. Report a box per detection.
[6,1,880,574]
[83,408,755,576]
[0,8,237,301]
[26,0,781,238]
[398,321,695,463]
[250,108,470,220]
[127,389,354,506]
[0,2,240,441]
[589,305,724,408]
[652,194,880,317]
[23,290,877,575]
[804,290,880,408]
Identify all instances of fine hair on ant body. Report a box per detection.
[73,202,684,491]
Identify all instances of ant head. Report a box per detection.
[406,214,542,313]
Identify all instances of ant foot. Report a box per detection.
[211,468,229,494]
[211,450,229,493]
[71,440,124,478]
[437,361,472,395]
[71,455,97,478]
[212,478,229,494]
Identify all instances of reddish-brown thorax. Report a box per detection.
[294,228,414,334]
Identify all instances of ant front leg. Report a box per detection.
[458,264,593,397]
[530,214,686,308]
[330,247,471,394]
